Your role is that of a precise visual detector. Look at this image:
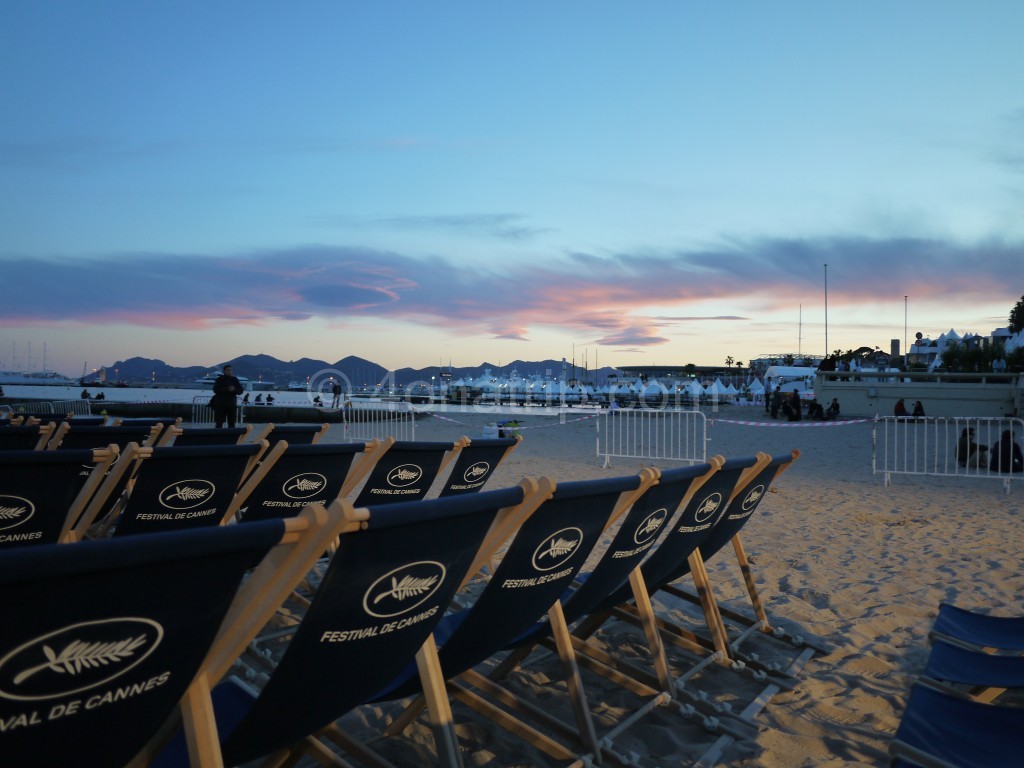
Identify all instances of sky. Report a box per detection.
[2,2,1023,377]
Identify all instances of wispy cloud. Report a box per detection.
[3,235,1020,350]
[315,213,549,242]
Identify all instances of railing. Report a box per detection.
[343,400,417,442]
[872,416,1024,493]
[190,396,246,426]
[4,400,93,417]
[596,407,707,467]
[53,399,95,416]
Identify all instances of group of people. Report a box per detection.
[766,387,840,422]
[894,399,926,420]
[958,427,1024,473]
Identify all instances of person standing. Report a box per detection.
[331,380,342,408]
[764,379,773,414]
[212,364,242,428]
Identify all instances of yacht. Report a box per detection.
[193,372,251,389]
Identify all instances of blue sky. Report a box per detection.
[2,2,1022,376]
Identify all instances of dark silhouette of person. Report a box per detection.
[912,401,925,420]
[826,398,840,419]
[788,391,802,421]
[770,389,783,419]
[212,364,242,428]
[764,379,773,414]
[957,427,987,468]
[266,394,275,405]
[894,399,909,419]
[331,381,342,408]
[989,430,1023,473]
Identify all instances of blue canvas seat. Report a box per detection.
[159,425,253,447]
[890,680,1024,768]
[0,448,117,548]
[261,422,331,449]
[0,517,295,768]
[152,483,535,768]
[350,439,462,507]
[930,603,1024,652]
[436,435,521,497]
[77,442,284,538]
[48,422,164,451]
[238,439,386,523]
[0,423,57,451]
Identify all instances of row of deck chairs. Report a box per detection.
[0,422,522,547]
[890,603,1024,767]
[0,448,826,767]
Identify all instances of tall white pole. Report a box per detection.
[904,295,908,368]
[824,264,829,360]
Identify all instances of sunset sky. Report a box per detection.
[2,2,1022,376]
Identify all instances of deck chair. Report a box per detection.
[0,448,118,549]
[652,450,827,664]
[0,423,57,451]
[150,483,540,768]
[920,637,1024,704]
[47,423,164,451]
[157,425,253,447]
[238,439,388,523]
[436,435,521,497]
[262,423,331,449]
[77,442,284,538]
[929,603,1024,652]
[0,505,347,768]
[889,678,1024,768]
[377,473,660,765]
[116,417,183,430]
[350,438,463,507]
[475,461,766,754]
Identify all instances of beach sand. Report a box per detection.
[303,407,1022,767]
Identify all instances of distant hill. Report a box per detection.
[103,354,618,387]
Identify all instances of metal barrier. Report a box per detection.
[53,399,95,416]
[596,407,707,467]
[190,395,246,426]
[343,400,417,442]
[873,416,1024,493]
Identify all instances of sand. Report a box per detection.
[303,406,1023,767]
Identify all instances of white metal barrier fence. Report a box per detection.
[5,400,93,417]
[190,395,245,426]
[596,407,707,467]
[873,415,1024,493]
[343,401,417,442]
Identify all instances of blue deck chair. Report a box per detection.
[47,423,165,451]
[437,435,521,497]
[0,448,118,548]
[455,464,761,759]
[350,439,462,507]
[79,442,284,538]
[889,679,1024,768]
[238,439,387,523]
[654,450,827,663]
[377,474,656,764]
[158,425,254,447]
[151,483,538,768]
[929,603,1024,652]
[261,423,331,449]
[0,423,57,451]
[0,507,345,768]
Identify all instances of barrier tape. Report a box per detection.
[710,418,873,427]
[419,411,599,431]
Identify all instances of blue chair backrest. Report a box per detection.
[112,444,262,537]
[0,449,101,549]
[240,442,367,522]
[0,426,47,451]
[217,485,525,766]
[351,440,456,507]
[438,437,517,497]
[0,519,285,768]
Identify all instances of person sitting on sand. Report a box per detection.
[894,399,909,420]
[826,398,840,419]
[266,394,275,405]
[254,394,263,404]
[912,401,926,420]
[989,429,1024,473]
[956,427,987,469]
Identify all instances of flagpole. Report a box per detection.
[824,264,829,360]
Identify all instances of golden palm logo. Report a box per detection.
[387,464,422,487]
[694,493,722,523]
[14,636,146,685]
[159,479,215,510]
[284,473,326,499]
[0,495,34,531]
[741,485,764,511]
[634,510,667,544]
[532,527,583,571]
[364,561,447,618]
[463,462,490,482]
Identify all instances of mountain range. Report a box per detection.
[102,354,620,387]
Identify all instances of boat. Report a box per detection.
[0,370,78,386]
[286,380,308,392]
[193,372,251,389]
